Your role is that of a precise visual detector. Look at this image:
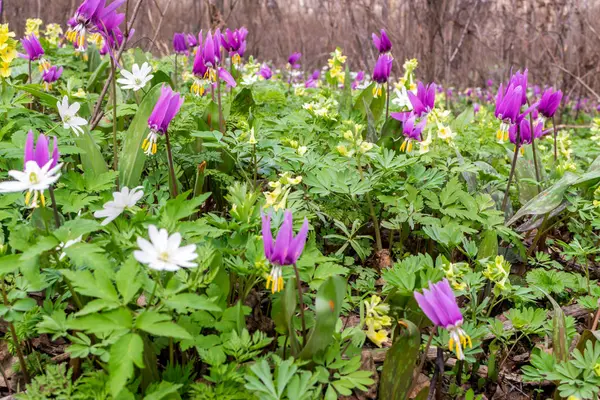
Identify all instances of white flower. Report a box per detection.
[391,87,414,110]
[297,146,308,156]
[0,160,62,208]
[134,225,198,271]
[57,96,87,136]
[117,62,154,92]
[437,124,456,140]
[57,235,82,260]
[94,186,144,226]
[241,73,258,86]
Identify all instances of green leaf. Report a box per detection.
[116,258,142,304]
[507,172,579,225]
[109,333,144,397]
[68,308,132,334]
[0,254,21,276]
[135,311,192,340]
[15,84,59,109]
[164,293,222,313]
[160,191,211,227]
[119,84,163,187]
[73,128,109,177]
[298,276,346,359]
[20,236,59,260]
[231,88,255,115]
[478,231,497,260]
[62,268,118,302]
[87,58,109,91]
[378,320,421,400]
[53,218,101,243]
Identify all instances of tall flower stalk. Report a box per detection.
[145,85,184,197]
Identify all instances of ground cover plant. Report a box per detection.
[3,4,600,400]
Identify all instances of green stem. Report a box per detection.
[357,158,382,251]
[110,58,119,189]
[48,186,61,228]
[501,127,521,218]
[552,116,558,163]
[252,143,257,189]
[174,54,178,88]
[64,278,84,310]
[292,263,307,345]
[164,131,178,198]
[407,327,436,396]
[528,113,541,191]
[2,281,30,383]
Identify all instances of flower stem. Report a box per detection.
[552,116,558,162]
[174,54,178,88]
[28,60,32,84]
[385,80,390,120]
[110,58,119,189]
[217,79,224,133]
[501,127,521,218]
[48,186,61,228]
[528,114,541,192]
[164,131,178,198]
[292,263,307,345]
[1,280,30,383]
[357,160,383,251]
[407,327,436,397]
[252,143,257,189]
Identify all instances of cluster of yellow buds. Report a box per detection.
[326,47,346,86]
[441,258,471,291]
[0,24,17,79]
[364,295,392,347]
[25,18,43,36]
[398,58,418,92]
[302,96,338,120]
[287,140,308,156]
[547,130,576,175]
[44,24,64,46]
[482,255,511,295]
[263,172,303,211]
[336,124,373,158]
[593,186,600,208]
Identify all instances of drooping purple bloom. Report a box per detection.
[509,69,528,105]
[486,79,494,87]
[42,66,63,90]
[20,34,44,61]
[473,103,480,114]
[372,54,392,83]
[288,52,301,69]
[190,33,236,96]
[509,119,545,146]
[173,33,188,54]
[201,31,220,67]
[66,0,125,52]
[259,63,272,80]
[538,88,562,119]
[414,279,472,360]
[352,70,365,90]
[143,85,184,155]
[187,33,198,49]
[371,29,392,53]
[261,210,309,293]
[24,131,59,170]
[305,70,320,88]
[402,113,427,141]
[218,68,236,87]
[408,82,436,116]
[494,83,522,123]
[221,27,248,63]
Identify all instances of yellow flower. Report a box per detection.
[337,144,350,157]
[437,124,455,140]
[289,140,299,148]
[0,46,16,63]
[25,19,43,36]
[594,363,600,377]
[73,88,87,98]
[343,130,354,140]
[297,146,308,156]
[0,62,11,78]
[359,142,373,153]
[44,24,64,45]
[366,328,389,348]
[248,128,257,145]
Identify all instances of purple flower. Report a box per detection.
[509,69,528,105]
[42,66,63,90]
[66,0,125,52]
[408,81,436,116]
[20,34,44,61]
[509,119,544,146]
[494,84,522,123]
[486,79,494,87]
[538,88,562,119]
[414,279,472,360]
[352,71,365,90]
[372,29,392,53]
[261,210,309,293]
[187,33,198,48]
[221,27,248,64]
[259,63,272,80]
[288,52,301,69]
[24,131,60,170]
[372,54,392,98]
[473,103,480,114]
[173,33,187,54]
[143,85,184,156]
[390,112,426,152]
[191,33,236,97]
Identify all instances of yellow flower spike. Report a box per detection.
[232,54,241,65]
[25,191,32,205]
[40,192,46,207]
[407,140,414,153]
[152,143,157,154]
[399,140,407,152]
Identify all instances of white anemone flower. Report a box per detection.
[0,160,62,208]
[94,186,144,226]
[134,225,198,271]
[117,62,154,92]
[57,96,87,136]
[57,235,83,260]
[391,87,414,110]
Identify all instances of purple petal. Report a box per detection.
[218,68,237,87]
[34,134,49,168]
[51,137,59,169]
[271,210,293,265]
[24,130,34,167]
[261,212,274,259]
[286,217,309,264]
[414,290,442,326]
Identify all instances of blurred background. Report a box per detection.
[3,0,599,94]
